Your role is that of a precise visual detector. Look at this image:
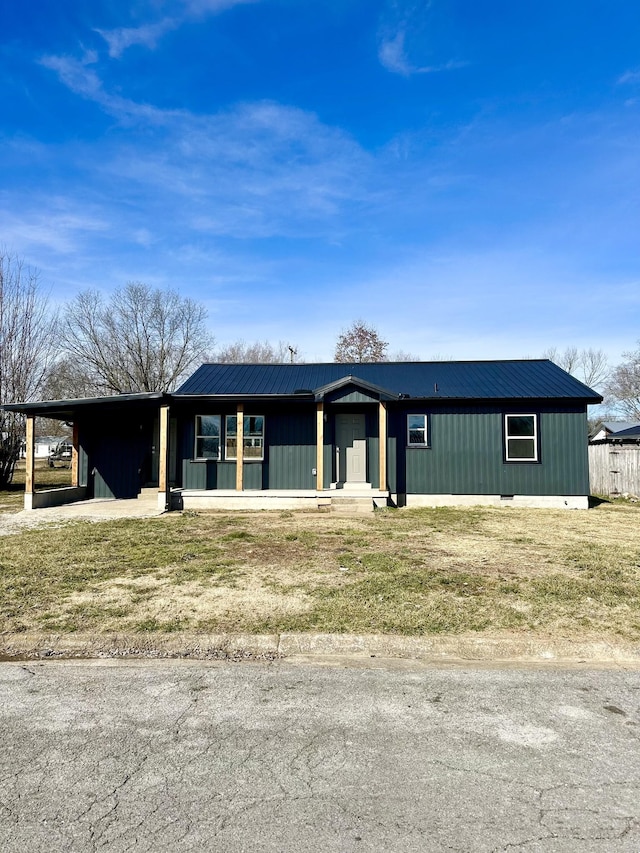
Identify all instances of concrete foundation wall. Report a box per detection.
[174,489,325,511]
[26,487,88,510]
[403,494,589,510]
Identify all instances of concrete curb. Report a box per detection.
[2,631,640,664]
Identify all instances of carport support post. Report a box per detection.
[378,401,387,491]
[235,403,244,491]
[71,422,79,488]
[158,404,170,511]
[24,415,35,511]
[316,403,324,491]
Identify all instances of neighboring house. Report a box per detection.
[19,436,66,460]
[589,420,640,497]
[589,421,640,443]
[3,360,601,511]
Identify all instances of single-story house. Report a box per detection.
[3,359,601,512]
[19,435,67,460]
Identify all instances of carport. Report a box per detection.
[3,393,173,512]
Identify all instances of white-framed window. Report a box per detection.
[195,415,221,459]
[407,414,429,447]
[505,414,538,462]
[225,415,265,461]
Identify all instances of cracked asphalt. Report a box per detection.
[0,659,639,852]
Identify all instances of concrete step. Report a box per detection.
[329,496,374,514]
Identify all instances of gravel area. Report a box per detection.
[0,497,163,535]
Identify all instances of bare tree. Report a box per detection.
[43,355,104,400]
[213,340,303,364]
[62,283,214,394]
[388,349,421,361]
[606,343,640,419]
[542,346,609,390]
[0,253,58,486]
[334,320,388,363]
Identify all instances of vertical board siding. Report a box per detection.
[589,444,640,496]
[267,409,316,489]
[175,401,589,496]
[404,405,589,496]
[178,405,316,491]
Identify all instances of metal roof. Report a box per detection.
[1,392,168,419]
[600,421,640,435]
[611,425,640,438]
[176,360,602,402]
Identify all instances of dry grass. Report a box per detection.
[0,461,72,513]
[0,500,639,640]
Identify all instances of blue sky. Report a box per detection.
[2,0,640,362]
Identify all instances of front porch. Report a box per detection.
[172,485,391,512]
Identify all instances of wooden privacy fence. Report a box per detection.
[589,444,640,497]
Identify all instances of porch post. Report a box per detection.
[235,403,244,491]
[158,403,170,511]
[24,415,35,510]
[71,422,79,488]
[316,402,324,491]
[378,401,387,491]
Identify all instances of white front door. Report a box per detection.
[335,414,367,484]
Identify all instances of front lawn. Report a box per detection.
[1,502,639,640]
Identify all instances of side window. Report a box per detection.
[407,414,428,447]
[195,415,220,459]
[505,414,538,461]
[225,415,265,460]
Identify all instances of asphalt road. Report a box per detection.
[1,658,639,852]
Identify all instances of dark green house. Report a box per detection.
[6,360,601,512]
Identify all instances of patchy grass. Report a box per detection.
[0,502,639,639]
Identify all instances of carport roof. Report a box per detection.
[1,392,169,419]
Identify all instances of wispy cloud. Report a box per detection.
[96,0,257,58]
[36,48,376,239]
[96,19,177,59]
[618,68,640,85]
[39,53,186,124]
[0,200,108,254]
[378,29,463,76]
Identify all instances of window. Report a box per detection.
[195,415,220,459]
[225,415,264,460]
[407,414,429,447]
[505,414,538,462]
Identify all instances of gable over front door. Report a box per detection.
[335,413,367,484]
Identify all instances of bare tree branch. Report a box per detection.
[543,346,610,390]
[0,252,58,486]
[61,283,214,394]
[212,340,303,364]
[606,343,640,419]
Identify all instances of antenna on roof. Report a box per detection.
[288,345,297,364]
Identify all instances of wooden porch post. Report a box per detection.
[71,422,79,488]
[235,403,244,491]
[316,402,324,491]
[158,404,170,511]
[378,401,387,491]
[25,415,35,509]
